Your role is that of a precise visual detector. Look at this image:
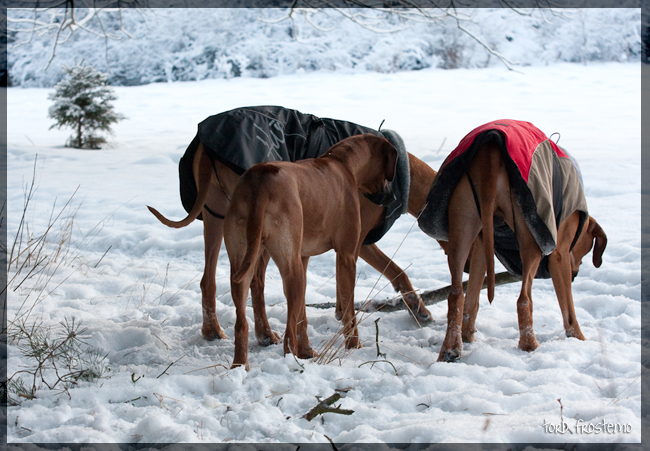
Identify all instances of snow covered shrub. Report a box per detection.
[7,316,110,404]
[48,62,125,149]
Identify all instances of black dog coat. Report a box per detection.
[179,106,410,245]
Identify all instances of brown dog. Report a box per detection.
[223,134,398,369]
[148,108,434,347]
[418,120,607,362]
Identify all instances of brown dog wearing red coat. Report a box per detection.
[223,134,398,369]
[418,120,607,362]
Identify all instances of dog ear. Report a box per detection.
[588,216,607,268]
[383,139,398,182]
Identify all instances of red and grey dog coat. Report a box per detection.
[418,119,588,278]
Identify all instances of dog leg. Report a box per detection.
[439,177,481,362]
[280,257,315,359]
[334,290,343,322]
[359,244,432,323]
[337,251,362,349]
[462,237,487,343]
[439,241,476,361]
[512,194,541,352]
[227,219,263,370]
[227,209,269,370]
[297,256,317,358]
[230,269,254,370]
[549,214,586,341]
[251,250,282,346]
[200,203,229,341]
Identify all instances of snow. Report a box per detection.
[5,60,641,444]
[4,4,643,446]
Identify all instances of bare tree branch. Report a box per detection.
[307,271,522,312]
[258,1,572,71]
[258,3,507,67]
[8,2,142,71]
[454,17,520,71]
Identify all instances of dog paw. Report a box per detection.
[438,348,461,362]
[461,322,477,343]
[402,294,432,324]
[518,339,539,352]
[334,310,343,321]
[202,326,228,341]
[345,336,362,349]
[462,332,476,343]
[414,309,432,323]
[297,348,318,359]
[408,302,433,323]
[566,329,586,341]
[231,361,250,371]
[257,331,281,347]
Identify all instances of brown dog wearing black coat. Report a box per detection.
[147,107,433,347]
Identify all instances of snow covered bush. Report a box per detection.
[48,63,125,149]
[7,316,111,404]
[7,8,642,87]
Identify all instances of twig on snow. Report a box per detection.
[303,393,354,422]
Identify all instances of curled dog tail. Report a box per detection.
[477,145,502,303]
[147,150,213,229]
[231,193,267,284]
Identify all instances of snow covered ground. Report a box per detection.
[5,62,641,443]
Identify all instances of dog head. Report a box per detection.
[362,135,398,207]
[570,215,607,280]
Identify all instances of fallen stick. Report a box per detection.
[308,271,521,312]
[303,393,354,421]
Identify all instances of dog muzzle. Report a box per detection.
[363,185,396,207]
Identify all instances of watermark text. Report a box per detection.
[543,419,632,435]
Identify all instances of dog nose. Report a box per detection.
[377,185,396,206]
[381,184,397,207]
[380,189,396,207]
[363,186,395,207]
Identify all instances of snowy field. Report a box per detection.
[5,62,641,443]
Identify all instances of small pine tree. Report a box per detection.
[48,63,125,149]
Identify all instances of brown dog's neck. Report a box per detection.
[323,135,388,189]
[327,145,438,217]
[406,152,437,217]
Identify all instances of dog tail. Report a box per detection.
[478,145,501,303]
[231,194,267,284]
[589,216,607,268]
[147,152,213,229]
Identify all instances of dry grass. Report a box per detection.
[3,155,111,405]
[4,156,110,326]
[313,215,436,368]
